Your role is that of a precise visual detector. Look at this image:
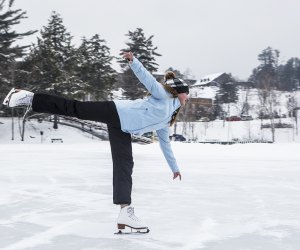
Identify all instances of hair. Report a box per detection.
[162,71,178,97]
[169,107,181,126]
[145,71,182,126]
[162,71,181,127]
[164,71,176,81]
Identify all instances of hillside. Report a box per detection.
[1,86,300,144]
[0,117,101,144]
[182,86,300,143]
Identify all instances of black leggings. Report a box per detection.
[32,93,133,205]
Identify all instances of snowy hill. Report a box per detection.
[0,117,101,144]
[1,86,300,144]
[1,114,300,144]
[182,86,300,143]
[190,86,300,119]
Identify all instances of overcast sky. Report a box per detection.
[12,0,300,80]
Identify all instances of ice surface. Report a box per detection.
[0,141,300,250]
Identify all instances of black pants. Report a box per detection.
[32,93,133,205]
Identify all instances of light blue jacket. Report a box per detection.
[114,57,181,173]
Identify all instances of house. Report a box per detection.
[181,72,234,121]
[192,72,231,87]
[177,96,214,122]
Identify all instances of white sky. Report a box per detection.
[12,0,300,80]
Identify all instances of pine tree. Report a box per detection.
[217,79,239,104]
[21,12,85,98]
[249,47,280,89]
[118,28,161,99]
[77,34,116,100]
[278,58,300,91]
[0,0,36,105]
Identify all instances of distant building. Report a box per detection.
[192,72,231,87]
[181,72,234,121]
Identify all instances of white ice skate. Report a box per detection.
[2,88,34,108]
[115,206,149,234]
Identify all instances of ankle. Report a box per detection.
[120,204,129,209]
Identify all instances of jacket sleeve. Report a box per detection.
[156,127,180,173]
[129,57,169,99]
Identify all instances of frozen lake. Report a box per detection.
[0,142,300,250]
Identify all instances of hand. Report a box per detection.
[173,171,182,181]
[122,51,134,62]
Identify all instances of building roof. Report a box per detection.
[193,72,225,87]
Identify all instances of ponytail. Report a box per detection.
[163,71,181,127]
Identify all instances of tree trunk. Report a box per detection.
[53,115,58,129]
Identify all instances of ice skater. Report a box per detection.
[3,51,189,234]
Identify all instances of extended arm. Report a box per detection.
[122,52,168,99]
[156,127,182,180]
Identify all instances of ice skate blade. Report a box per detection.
[114,227,150,235]
[2,88,15,106]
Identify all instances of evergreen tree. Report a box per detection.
[258,47,280,68]
[118,28,161,99]
[249,47,280,89]
[210,74,238,119]
[0,0,36,105]
[278,57,300,91]
[21,12,85,98]
[212,94,225,119]
[77,34,116,100]
[216,74,238,104]
[218,83,238,105]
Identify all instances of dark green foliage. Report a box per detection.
[20,12,86,98]
[216,74,238,104]
[249,47,300,91]
[118,28,161,99]
[0,0,36,106]
[278,58,300,91]
[249,47,280,90]
[77,34,116,100]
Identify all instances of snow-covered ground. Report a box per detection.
[1,118,300,249]
[173,118,300,143]
[0,118,101,144]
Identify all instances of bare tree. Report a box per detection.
[257,77,280,142]
[251,47,280,142]
[238,87,252,116]
[287,93,299,136]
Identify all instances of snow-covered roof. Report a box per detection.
[193,72,225,87]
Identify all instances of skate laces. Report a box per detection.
[127,207,140,221]
[17,96,28,104]
[16,93,31,105]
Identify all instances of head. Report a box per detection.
[164,71,189,106]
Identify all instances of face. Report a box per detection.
[177,93,189,106]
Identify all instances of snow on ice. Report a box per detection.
[0,119,300,250]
